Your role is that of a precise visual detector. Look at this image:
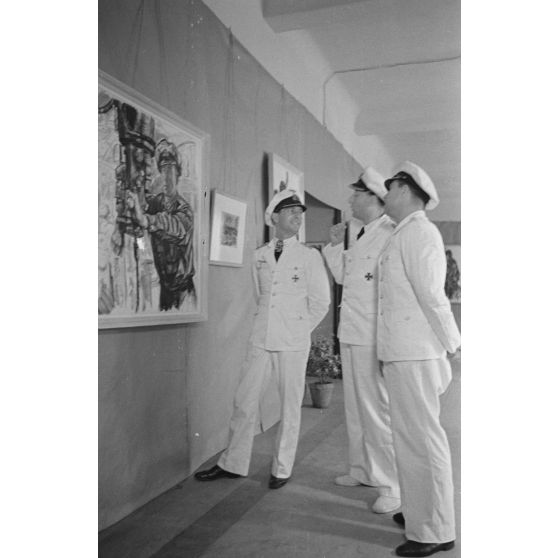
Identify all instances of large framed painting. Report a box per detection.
[267,153,305,242]
[209,191,247,267]
[98,71,209,328]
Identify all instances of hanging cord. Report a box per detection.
[221,28,236,193]
[154,0,171,108]
[127,0,147,89]
[279,84,287,160]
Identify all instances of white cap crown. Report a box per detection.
[264,189,305,226]
[386,161,439,210]
[360,166,388,200]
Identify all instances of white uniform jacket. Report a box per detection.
[323,215,394,345]
[377,211,461,361]
[250,237,330,351]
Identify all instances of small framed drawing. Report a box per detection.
[444,245,461,302]
[267,153,305,242]
[209,191,247,267]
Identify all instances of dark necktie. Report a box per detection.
[357,227,365,240]
[274,239,283,261]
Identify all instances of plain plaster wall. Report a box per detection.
[98,0,362,530]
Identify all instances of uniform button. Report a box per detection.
[273,281,278,285]
[380,295,384,299]
[272,293,276,296]
[271,305,275,308]
[380,311,383,316]
[346,271,350,275]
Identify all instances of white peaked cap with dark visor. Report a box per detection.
[265,189,306,226]
[349,166,387,200]
[384,161,439,210]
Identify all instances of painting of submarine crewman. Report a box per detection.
[98,81,206,327]
[125,139,195,310]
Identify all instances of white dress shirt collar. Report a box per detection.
[272,235,298,250]
[393,210,425,233]
[363,213,390,234]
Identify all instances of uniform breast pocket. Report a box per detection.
[382,252,404,281]
[358,260,377,285]
[281,266,306,292]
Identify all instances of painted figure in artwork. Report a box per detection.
[278,171,289,191]
[98,98,157,314]
[126,139,196,310]
[98,92,200,317]
[444,248,461,302]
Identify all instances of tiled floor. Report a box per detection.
[99,359,460,558]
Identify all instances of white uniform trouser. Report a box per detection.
[383,358,455,543]
[340,343,400,498]
[218,344,308,479]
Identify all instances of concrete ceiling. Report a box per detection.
[202,0,461,220]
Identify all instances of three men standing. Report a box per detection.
[195,162,459,557]
[322,166,400,514]
[195,189,330,488]
[379,161,461,557]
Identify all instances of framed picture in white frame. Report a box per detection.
[267,153,305,242]
[98,71,209,328]
[209,191,247,267]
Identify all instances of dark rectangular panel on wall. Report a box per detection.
[304,192,342,344]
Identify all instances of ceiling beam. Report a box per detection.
[262,0,377,32]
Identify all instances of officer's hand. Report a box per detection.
[126,191,139,210]
[330,223,346,246]
[126,192,148,228]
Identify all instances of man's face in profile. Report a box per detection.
[160,163,179,195]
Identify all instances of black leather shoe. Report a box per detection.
[194,465,241,481]
[395,540,455,557]
[268,475,290,489]
[393,512,405,527]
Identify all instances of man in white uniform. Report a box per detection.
[322,167,400,514]
[377,161,461,557]
[195,189,330,489]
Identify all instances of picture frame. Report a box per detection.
[267,153,305,242]
[209,191,247,267]
[98,71,209,328]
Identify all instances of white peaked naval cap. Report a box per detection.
[349,166,388,200]
[264,189,306,226]
[385,161,439,210]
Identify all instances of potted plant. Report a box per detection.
[306,336,342,409]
